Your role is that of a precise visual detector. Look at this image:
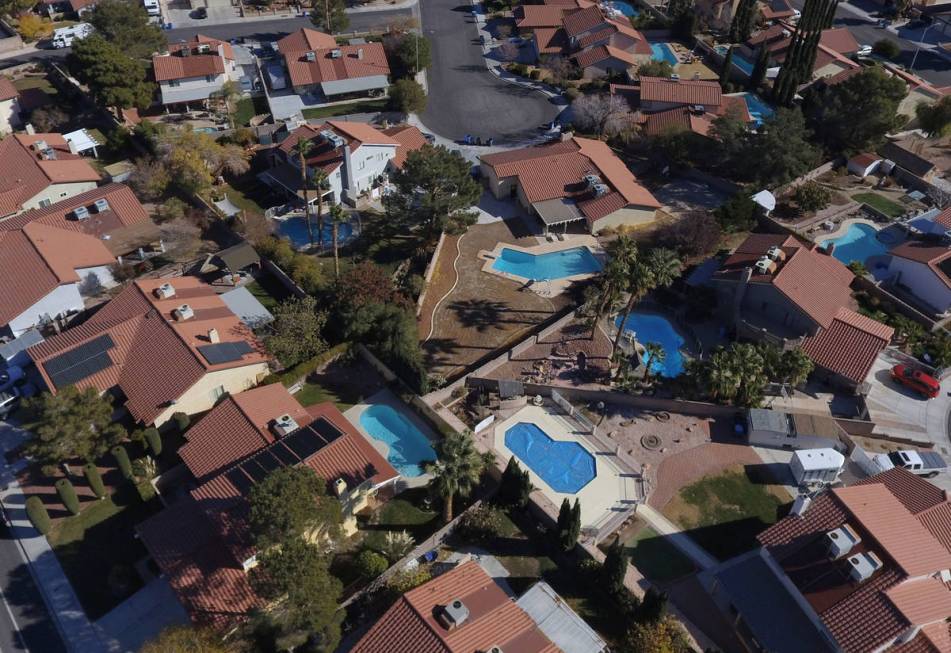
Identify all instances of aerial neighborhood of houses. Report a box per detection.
[1,0,951,649]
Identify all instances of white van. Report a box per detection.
[51,22,93,49]
[143,0,161,17]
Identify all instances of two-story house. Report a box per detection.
[28,276,269,427]
[152,35,239,109]
[262,120,426,207]
[0,77,20,134]
[0,132,100,220]
[0,184,160,338]
[563,5,652,78]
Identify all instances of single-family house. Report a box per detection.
[137,390,398,628]
[847,152,882,178]
[563,5,652,78]
[36,0,96,17]
[0,77,21,134]
[879,138,951,200]
[277,28,390,102]
[743,25,860,80]
[152,35,239,109]
[27,276,269,426]
[480,135,660,234]
[351,560,608,653]
[695,0,742,30]
[0,184,157,338]
[0,132,100,220]
[261,120,426,207]
[760,0,797,22]
[703,468,951,653]
[712,234,894,390]
[886,236,951,316]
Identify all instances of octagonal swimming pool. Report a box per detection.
[505,422,596,494]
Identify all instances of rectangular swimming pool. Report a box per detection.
[650,42,678,66]
[359,403,437,477]
[491,246,602,281]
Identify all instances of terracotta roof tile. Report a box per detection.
[152,52,225,82]
[276,27,337,54]
[533,27,569,54]
[933,208,951,229]
[818,567,907,653]
[856,468,949,515]
[562,5,606,36]
[515,4,572,27]
[167,34,235,60]
[381,124,427,169]
[0,230,62,327]
[0,76,17,102]
[642,106,715,137]
[801,307,893,384]
[886,577,951,626]
[573,44,638,69]
[638,76,722,106]
[284,43,390,88]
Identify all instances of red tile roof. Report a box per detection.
[515,4,573,28]
[933,208,951,229]
[152,52,225,82]
[167,34,235,60]
[562,5,607,36]
[276,27,337,54]
[533,27,570,55]
[801,307,894,384]
[382,124,428,169]
[0,76,17,102]
[642,106,716,137]
[278,120,400,175]
[0,133,100,217]
[351,561,563,653]
[573,44,638,69]
[284,43,390,89]
[639,76,723,106]
[28,277,267,424]
[849,152,881,168]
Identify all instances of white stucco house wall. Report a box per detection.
[887,242,951,316]
[152,36,239,108]
[0,77,20,135]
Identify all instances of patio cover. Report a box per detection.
[532,198,585,226]
[321,75,388,97]
[215,241,260,272]
[220,286,273,329]
[63,128,100,155]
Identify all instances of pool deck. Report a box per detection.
[491,405,637,529]
[343,388,436,488]
[479,236,606,297]
[817,217,880,243]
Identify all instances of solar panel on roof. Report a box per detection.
[282,427,325,461]
[49,352,112,387]
[254,450,281,474]
[242,459,270,483]
[225,468,253,495]
[310,417,344,444]
[270,441,300,466]
[45,334,116,387]
[197,341,254,365]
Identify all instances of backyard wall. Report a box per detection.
[774,159,841,196]
[416,231,447,317]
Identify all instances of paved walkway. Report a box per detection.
[634,504,719,571]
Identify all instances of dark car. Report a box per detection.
[891,364,940,399]
[193,6,207,18]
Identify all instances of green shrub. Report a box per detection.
[388,567,430,593]
[136,480,156,502]
[55,478,80,515]
[112,445,133,480]
[172,412,190,433]
[142,427,162,457]
[25,496,50,535]
[355,549,389,578]
[529,69,541,80]
[278,342,350,387]
[565,87,581,101]
[83,463,106,498]
[456,505,507,544]
[873,39,901,60]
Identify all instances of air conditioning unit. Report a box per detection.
[305,50,317,62]
[781,29,791,38]
[197,43,210,53]
[41,147,56,160]
[670,73,680,81]
[73,206,90,221]
[438,599,470,630]
[32,139,48,152]
[592,183,610,197]
[690,104,705,113]
[154,282,175,299]
[330,48,342,58]
[826,524,861,560]
[487,648,503,653]
[754,257,772,274]
[583,174,602,187]
[766,245,785,261]
[93,198,110,213]
[320,129,345,148]
[848,551,882,583]
[271,413,299,437]
[172,304,194,321]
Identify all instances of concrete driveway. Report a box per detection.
[864,354,951,453]
[419,0,561,142]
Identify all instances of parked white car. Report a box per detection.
[143,0,161,17]
[51,22,93,49]
[857,44,873,57]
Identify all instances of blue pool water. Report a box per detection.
[820,223,891,265]
[615,312,686,377]
[492,247,602,281]
[716,46,755,76]
[505,422,596,494]
[650,42,679,66]
[739,92,775,127]
[359,404,437,477]
[605,0,640,16]
[276,217,354,249]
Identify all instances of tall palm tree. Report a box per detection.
[314,170,328,250]
[329,203,346,278]
[732,343,766,407]
[611,248,682,359]
[292,139,317,247]
[705,349,740,401]
[422,431,487,522]
[642,342,666,383]
[588,236,637,339]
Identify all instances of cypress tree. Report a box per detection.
[55,478,80,515]
[25,496,51,535]
[84,463,106,499]
[498,457,520,506]
[517,467,533,508]
[602,536,629,594]
[143,427,162,457]
[720,46,734,89]
[172,412,190,433]
[740,0,757,41]
[749,45,769,90]
[569,499,582,548]
[556,498,572,549]
[112,445,133,480]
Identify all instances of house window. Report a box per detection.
[359,160,365,170]
[38,198,52,207]
[169,80,180,87]
[210,385,226,402]
[206,75,214,83]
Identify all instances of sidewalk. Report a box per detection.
[0,423,110,653]
[0,43,42,62]
[634,504,719,571]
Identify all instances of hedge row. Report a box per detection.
[262,342,351,388]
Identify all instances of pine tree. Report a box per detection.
[749,44,769,90]
[602,536,628,594]
[720,46,734,89]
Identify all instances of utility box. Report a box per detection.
[790,448,845,485]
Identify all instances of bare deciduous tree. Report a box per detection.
[159,218,203,262]
[570,94,634,138]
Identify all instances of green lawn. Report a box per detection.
[624,524,695,582]
[361,488,439,553]
[13,77,57,94]
[245,274,290,312]
[293,356,383,410]
[853,193,905,218]
[301,98,388,120]
[48,485,159,619]
[662,466,788,561]
[234,95,270,126]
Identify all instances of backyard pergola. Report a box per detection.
[532,198,586,235]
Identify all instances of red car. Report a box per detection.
[891,364,940,399]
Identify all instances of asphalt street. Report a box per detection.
[418,0,561,142]
[0,519,66,653]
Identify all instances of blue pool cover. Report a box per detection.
[491,246,602,281]
[359,404,436,477]
[615,311,686,377]
[820,223,890,265]
[505,422,596,494]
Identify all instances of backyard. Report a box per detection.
[301,98,388,120]
[234,95,270,126]
[621,521,695,583]
[244,272,290,312]
[661,465,790,561]
[293,355,385,410]
[852,192,906,219]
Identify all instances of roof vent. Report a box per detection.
[438,599,470,630]
[330,48,342,58]
[754,257,773,274]
[320,129,345,149]
[271,413,299,437]
[766,245,785,261]
[305,50,317,62]
[826,524,861,560]
[32,139,48,152]
[670,73,680,81]
[154,282,175,299]
[41,146,56,160]
[782,29,791,37]
[357,47,364,59]
[333,478,348,497]
[487,648,503,653]
[848,551,883,583]
[583,173,602,187]
[172,304,194,321]
[72,205,90,221]
[208,328,220,344]
[197,43,210,53]
[592,183,610,197]
[93,198,110,213]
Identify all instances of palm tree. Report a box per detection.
[611,248,682,358]
[778,348,814,388]
[705,349,740,401]
[292,138,317,247]
[314,170,329,250]
[642,342,666,383]
[329,203,346,278]
[587,236,637,339]
[732,343,766,407]
[422,431,487,522]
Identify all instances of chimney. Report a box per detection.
[208,328,220,343]
[824,243,835,257]
[67,139,78,155]
[333,478,348,497]
[357,47,364,59]
[341,143,355,199]
[25,123,35,135]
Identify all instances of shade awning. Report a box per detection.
[532,198,585,226]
